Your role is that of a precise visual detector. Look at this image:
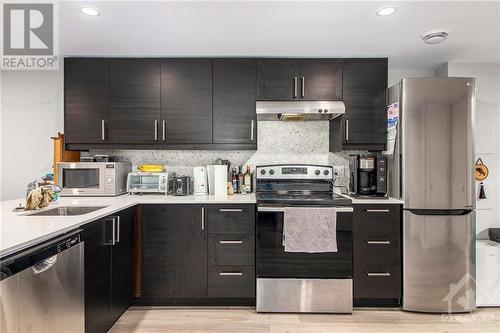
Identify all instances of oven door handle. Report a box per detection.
[257,206,354,213]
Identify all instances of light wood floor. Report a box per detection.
[109,306,500,333]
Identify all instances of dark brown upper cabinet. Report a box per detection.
[213,59,257,144]
[257,58,342,101]
[108,59,161,144]
[256,59,299,101]
[160,59,213,145]
[297,59,342,101]
[330,58,388,152]
[64,58,109,144]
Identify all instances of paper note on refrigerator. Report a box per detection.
[384,102,399,155]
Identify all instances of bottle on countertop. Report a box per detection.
[231,168,238,193]
[238,166,244,194]
[244,165,253,193]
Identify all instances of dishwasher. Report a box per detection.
[0,230,84,333]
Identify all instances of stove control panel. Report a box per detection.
[256,165,333,180]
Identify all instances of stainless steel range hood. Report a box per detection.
[256,101,345,121]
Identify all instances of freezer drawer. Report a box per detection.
[403,210,475,313]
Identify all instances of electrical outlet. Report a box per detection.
[332,166,344,180]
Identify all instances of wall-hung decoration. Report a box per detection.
[479,182,487,199]
[475,158,489,181]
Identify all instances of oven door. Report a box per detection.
[57,163,108,196]
[256,206,353,279]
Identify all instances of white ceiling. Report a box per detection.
[59,1,500,70]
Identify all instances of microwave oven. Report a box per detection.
[127,172,169,195]
[56,162,131,196]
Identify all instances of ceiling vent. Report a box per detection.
[422,29,449,45]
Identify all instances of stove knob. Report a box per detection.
[269,169,275,175]
[315,170,320,175]
[260,169,266,175]
[324,170,330,175]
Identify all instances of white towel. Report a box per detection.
[283,207,338,253]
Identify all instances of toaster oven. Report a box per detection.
[127,172,168,194]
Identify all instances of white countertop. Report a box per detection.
[0,193,256,258]
[339,194,404,205]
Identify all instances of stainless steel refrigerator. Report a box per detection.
[387,77,476,313]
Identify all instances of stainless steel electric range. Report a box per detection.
[255,164,354,313]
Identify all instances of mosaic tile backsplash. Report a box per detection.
[89,121,364,191]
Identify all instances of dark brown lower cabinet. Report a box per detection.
[110,208,135,323]
[83,217,112,333]
[138,204,256,305]
[83,208,134,333]
[140,204,207,300]
[352,204,402,306]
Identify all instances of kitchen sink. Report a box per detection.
[28,206,108,216]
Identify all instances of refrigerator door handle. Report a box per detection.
[404,208,473,216]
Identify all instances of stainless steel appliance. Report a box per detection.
[255,164,353,313]
[57,161,131,196]
[349,154,387,197]
[173,176,191,196]
[193,167,208,195]
[0,231,84,332]
[127,172,168,195]
[256,101,345,121]
[388,77,476,313]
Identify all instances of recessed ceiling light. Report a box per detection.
[79,6,101,16]
[376,6,397,17]
[422,29,449,45]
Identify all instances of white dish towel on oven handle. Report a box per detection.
[282,207,338,253]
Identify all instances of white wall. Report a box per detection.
[440,63,500,239]
[0,71,63,201]
[388,69,434,87]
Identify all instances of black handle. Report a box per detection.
[404,208,473,216]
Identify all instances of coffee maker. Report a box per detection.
[349,154,387,197]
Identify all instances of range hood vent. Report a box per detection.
[256,101,345,121]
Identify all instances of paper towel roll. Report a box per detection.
[214,165,228,196]
[207,165,216,195]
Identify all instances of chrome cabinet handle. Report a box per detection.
[366,209,390,213]
[116,215,120,243]
[111,217,116,246]
[293,76,298,98]
[154,120,158,141]
[162,120,166,141]
[250,120,254,141]
[300,76,305,98]
[201,206,205,230]
[101,120,106,141]
[32,256,57,275]
[367,272,391,277]
[345,120,349,142]
[220,208,243,212]
[366,240,391,245]
[219,240,243,244]
[219,272,243,276]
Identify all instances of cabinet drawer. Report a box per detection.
[208,234,255,266]
[354,265,401,299]
[208,266,255,298]
[353,205,401,235]
[208,205,255,234]
[353,235,400,267]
